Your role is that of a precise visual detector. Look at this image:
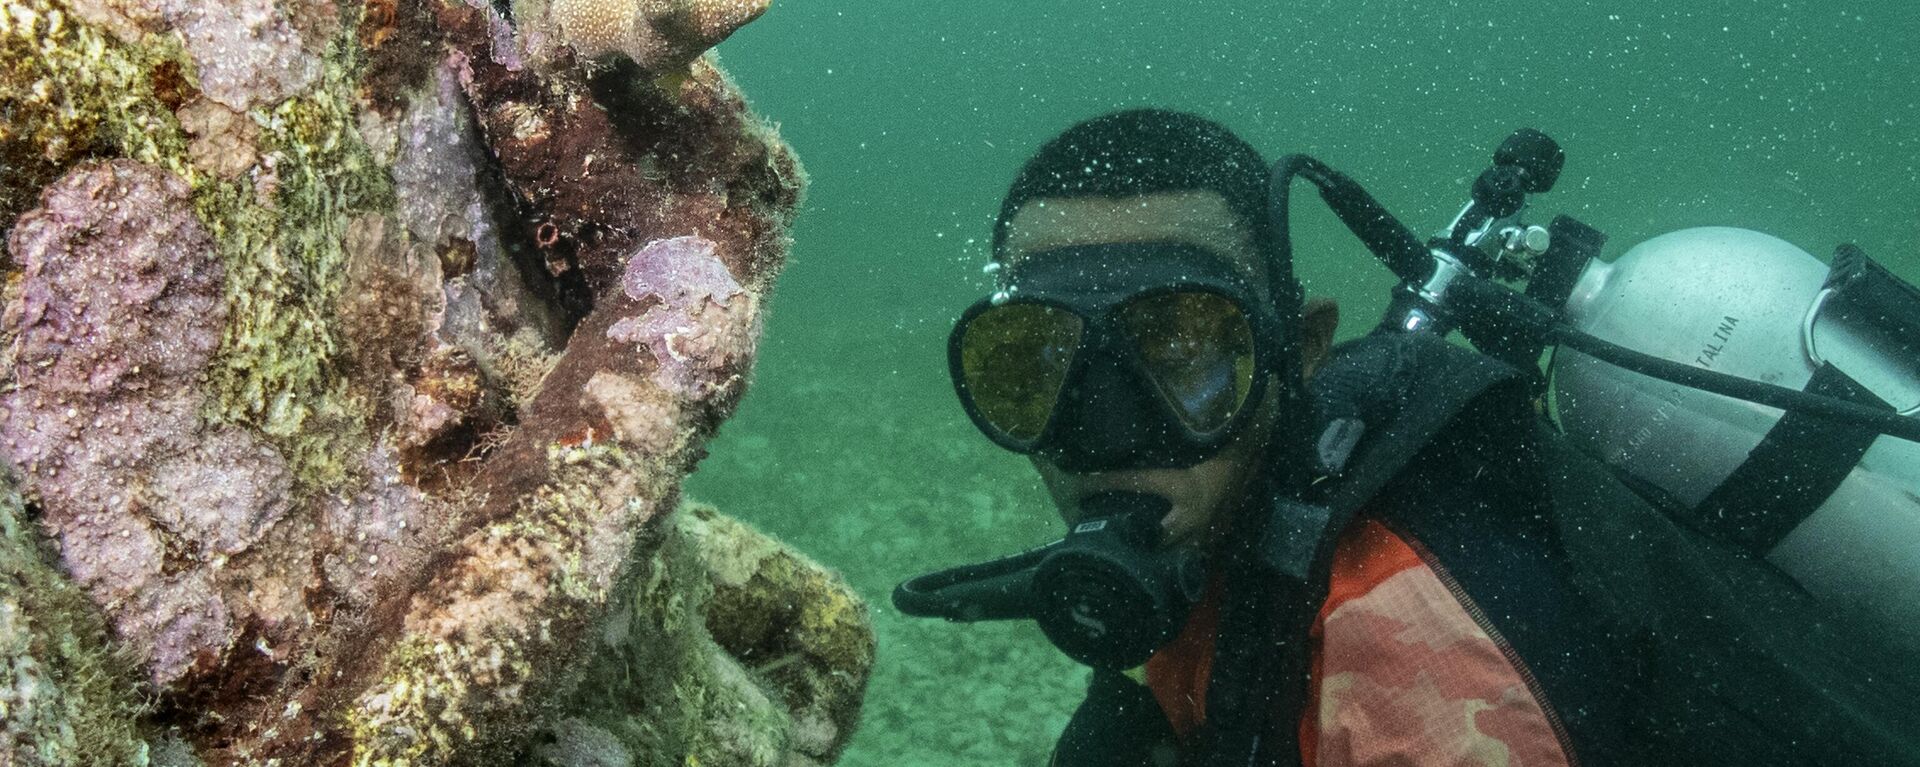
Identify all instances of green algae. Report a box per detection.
[195,24,395,489]
[0,473,151,766]
[0,0,188,229]
[196,79,393,489]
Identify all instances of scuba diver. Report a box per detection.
[895,109,1920,766]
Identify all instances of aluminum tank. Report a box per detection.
[1550,227,1920,642]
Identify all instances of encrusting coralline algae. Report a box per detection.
[607,235,760,403]
[3,161,295,688]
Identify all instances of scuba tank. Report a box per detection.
[1550,227,1920,639]
[1332,128,1920,643]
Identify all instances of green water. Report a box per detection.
[683,2,1920,764]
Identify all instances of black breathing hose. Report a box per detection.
[1552,329,1920,444]
[1450,276,1920,445]
[1269,154,1431,284]
[892,545,1048,622]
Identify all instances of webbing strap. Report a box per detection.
[1693,363,1888,553]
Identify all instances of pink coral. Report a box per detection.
[618,234,741,304]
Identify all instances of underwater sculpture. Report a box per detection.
[0,0,872,764]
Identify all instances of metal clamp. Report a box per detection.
[1800,287,1837,367]
[1417,248,1468,305]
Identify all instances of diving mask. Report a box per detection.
[950,242,1280,473]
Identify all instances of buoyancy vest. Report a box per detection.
[1542,431,1920,765]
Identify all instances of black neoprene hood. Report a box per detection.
[991,109,1277,264]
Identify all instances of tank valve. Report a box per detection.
[1502,224,1553,257]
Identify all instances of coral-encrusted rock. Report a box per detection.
[690,504,873,764]
[0,161,295,686]
[547,502,873,767]
[1,0,863,762]
[340,3,811,761]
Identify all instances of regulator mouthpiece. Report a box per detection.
[892,491,1209,670]
[1032,492,1208,669]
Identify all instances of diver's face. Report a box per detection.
[1003,191,1273,551]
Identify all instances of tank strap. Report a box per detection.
[1692,363,1890,552]
[1826,244,1920,352]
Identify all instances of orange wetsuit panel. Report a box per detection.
[1145,519,1573,767]
[1143,575,1223,738]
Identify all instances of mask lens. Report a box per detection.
[959,303,1084,442]
[1121,292,1257,434]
